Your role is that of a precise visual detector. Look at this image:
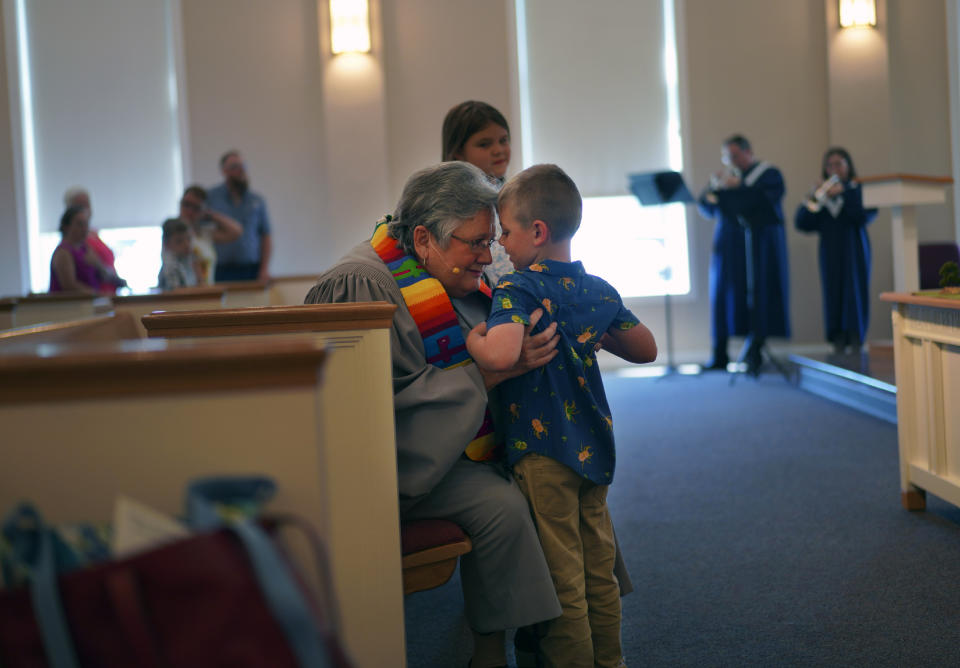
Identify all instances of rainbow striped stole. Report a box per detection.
[371,218,500,461]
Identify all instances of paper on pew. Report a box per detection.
[112,495,189,557]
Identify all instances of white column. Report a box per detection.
[890,204,919,292]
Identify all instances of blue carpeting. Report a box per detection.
[405,372,960,667]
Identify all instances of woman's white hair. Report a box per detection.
[388,161,498,258]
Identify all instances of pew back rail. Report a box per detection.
[142,302,396,337]
[0,312,141,352]
[2,292,112,329]
[0,337,325,404]
[112,288,226,337]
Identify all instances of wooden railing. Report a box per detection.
[857,173,954,185]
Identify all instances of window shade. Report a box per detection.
[21,0,182,233]
[520,0,670,197]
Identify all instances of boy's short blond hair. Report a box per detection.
[498,164,582,241]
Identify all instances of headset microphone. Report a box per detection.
[429,241,463,275]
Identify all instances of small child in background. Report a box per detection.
[178,185,243,285]
[466,164,657,667]
[157,218,198,290]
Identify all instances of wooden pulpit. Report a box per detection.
[859,174,954,292]
[880,292,960,511]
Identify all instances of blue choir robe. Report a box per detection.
[794,182,877,345]
[697,161,791,344]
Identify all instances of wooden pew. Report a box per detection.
[269,273,320,306]
[0,298,14,330]
[220,280,273,308]
[3,292,112,329]
[142,302,405,667]
[111,287,225,337]
[0,337,405,663]
[0,312,141,352]
[2,279,317,339]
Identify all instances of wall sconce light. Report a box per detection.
[330,0,371,54]
[839,0,877,28]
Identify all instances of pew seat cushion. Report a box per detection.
[400,519,466,555]
[400,519,472,595]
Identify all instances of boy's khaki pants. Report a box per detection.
[513,453,625,668]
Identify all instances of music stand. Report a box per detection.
[628,171,695,378]
[708,187,790,384]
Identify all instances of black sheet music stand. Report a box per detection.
[628,171,695,378]
[709,187,791,384]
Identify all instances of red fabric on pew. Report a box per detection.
[400,520,467,555]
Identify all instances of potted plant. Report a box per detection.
[940,260,960,294]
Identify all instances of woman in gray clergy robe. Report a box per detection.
[305,161,563,664]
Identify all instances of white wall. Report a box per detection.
[381,0,514,200]
[826,0,953,341]
[887,0,953,242]
[672,0,830,353]
[181,0,334,277]
[0,7,26,293]
[950,0,960,241]
[180,0,515,278]
[826,0,895,342]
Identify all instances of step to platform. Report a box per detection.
[789,350,897,424]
